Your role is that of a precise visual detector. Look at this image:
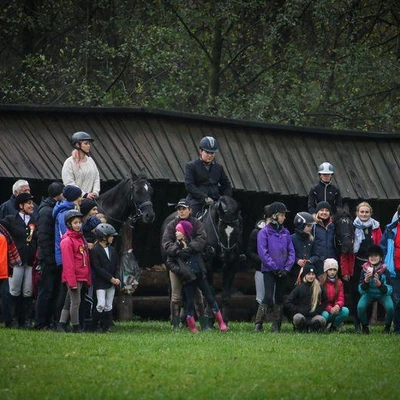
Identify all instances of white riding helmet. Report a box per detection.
[318,162,334,175]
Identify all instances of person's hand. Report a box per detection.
[111,277,120,286]
[88,243,95,250]
[204,197,214,206]
[331,305,340,315]
[342,274,350,282]
[276,270,287,278]
[365,270,372,282]
[86,192,97,200]
[374,275,382,287]
[297,259,306,267]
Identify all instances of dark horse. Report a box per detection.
[334,204,355,256]
[96,170,155,294]
[202,196,244,322]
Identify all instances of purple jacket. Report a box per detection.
[257,224,295,273]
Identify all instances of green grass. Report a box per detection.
[0,322,399,400]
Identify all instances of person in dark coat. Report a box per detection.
[34,182,64,330]
[90,223,120,333]
[184,136,232,217]
[0,193,38,328]
[308,162,342,215]
[162,199,208,330]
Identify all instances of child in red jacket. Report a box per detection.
[320,258,349,332]
[57,210,91,333]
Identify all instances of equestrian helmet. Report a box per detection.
[293,212,315,228]
[367,244,384,259]
[267,202,289,218]
[71,131,94,146]
[15,193,34,208]
[95,223,118,238]
[318,162,334,174]
[199,136,219,153]
[64,209,84,224]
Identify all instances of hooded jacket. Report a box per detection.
[60,229,91,288]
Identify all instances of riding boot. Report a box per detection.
[170,301,181,331]
[8,295,19,328]
[72,324,82,333]
[186,316,198,334]
[199,316,212,331]
[221,306,230,326]
[102,311,112,333]
[271,305,282,333]
[91,309,102,332]
[21,296,33,329]
[214,311,229,331]
[254,304,266,332]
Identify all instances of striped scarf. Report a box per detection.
[0,224,22,274]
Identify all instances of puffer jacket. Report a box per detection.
[358,262,392,298]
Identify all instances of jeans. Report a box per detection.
[322,307,350,327]
[357,294,394,326]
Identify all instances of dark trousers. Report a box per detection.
[1,279,11,325]
[262,271,287,307]
[184,273,218,317]
[35,263,61,328]
[391,275,400,332]
[349,259,363,325]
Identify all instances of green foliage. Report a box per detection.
[0,322,399,399]
[0,0,399,131]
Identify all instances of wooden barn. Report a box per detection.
[1,104,399,321]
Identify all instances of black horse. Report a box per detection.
[96,170,155,232]
[334,204,354,256]
[202,196,244,322]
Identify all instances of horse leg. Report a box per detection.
[221,262,237,324]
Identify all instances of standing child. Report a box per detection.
[57,210,91,333]
[285,263,328,332]
[90,223,120,333]
[357,244,394,334]
[319,258,349,332]
[166,220,228,333]
[255,202,295,333]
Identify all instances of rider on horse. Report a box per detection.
[184,136,232,218]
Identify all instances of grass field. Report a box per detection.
[0,321,399,400]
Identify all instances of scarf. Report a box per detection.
[353,217,380,253]
[0,224,22,274]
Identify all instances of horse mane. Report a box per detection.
[98,179,130,208]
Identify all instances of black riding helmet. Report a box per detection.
[293,212,315,230]
[71,131,94,153]
[267,202,289,218]
[64,209,84,225]
[94,223,118,238]
[199,136,219,153]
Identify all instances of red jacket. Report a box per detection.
[60,229,91,288]
[323,278,345,312]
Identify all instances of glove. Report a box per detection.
[204,197,214,206]
[276,270,287,278]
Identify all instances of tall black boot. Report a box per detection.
[254,304,266,332]
[21,297,33,329]
[271,305,282,333]
[91,309,102,332]
[8,295,19,328]
[222,306,230,326]
[170,301,181,331]
[102,311,112,333]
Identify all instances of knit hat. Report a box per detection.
[62,185,82,202]
[301,263,316,278]
[80,198,97,216]
[15,193,34,208]
[48,182,64,198]
[84,216,101,231]
[316,201,331,213]
[367,244,384,259]
[176,220,193,238]
[176,199,191,209]
[324,258,338,273]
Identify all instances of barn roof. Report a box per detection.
[0,104,399,201]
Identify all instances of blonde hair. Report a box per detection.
[356,201,372,215]
[303,276,322,312]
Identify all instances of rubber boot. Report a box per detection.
[170,301,181,331]
[91,309,102,332]
[102,311,112,333]
[254,304,266,332]
[8,295,19,328]
[186,316,199,333]
[72,324,82,333]
[214,311,229,331]
[21,296,33,329]
[271,305,282,333]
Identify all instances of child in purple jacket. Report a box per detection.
[254,202,295,333]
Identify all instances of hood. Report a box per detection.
[53,200,75,218]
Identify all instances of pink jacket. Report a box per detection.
[323,278,345,312]
[60,229,91,288]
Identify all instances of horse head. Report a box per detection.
[129,170,155,224]
[334,204,354,254]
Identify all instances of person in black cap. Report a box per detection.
[313,201,337,276]
[34,182,64,330]
[0,193,38,328]
[161,199,208,330]
[184,136,232,218]
[284,263,328,333]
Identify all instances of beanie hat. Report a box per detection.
[48,182,64,198]
[301,263,316,278]
[324,258,338,273]
[316,201,331,213]
[176,220,193,238]
[15,193,34,208]
[80,198,97,216]
[84,216,101,231]
[62,185,82,202]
